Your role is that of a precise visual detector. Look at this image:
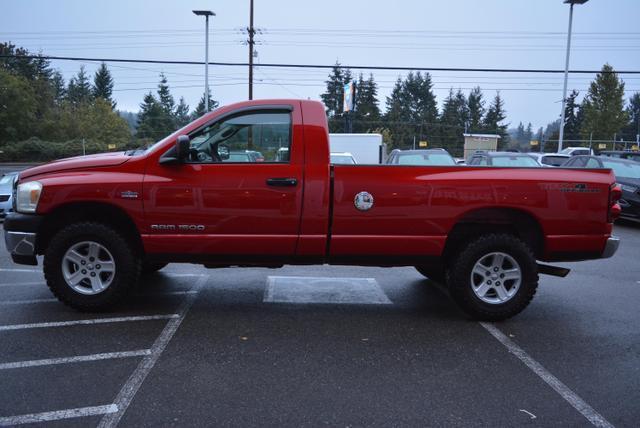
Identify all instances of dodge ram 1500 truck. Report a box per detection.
[3,99,621,320]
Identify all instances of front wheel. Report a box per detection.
[43,222,141,311]
[447,233,538,321]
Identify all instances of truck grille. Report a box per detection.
[0,195,10,202]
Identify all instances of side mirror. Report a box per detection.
[176,135,190,161]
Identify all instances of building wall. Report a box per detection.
[464,137,498,160]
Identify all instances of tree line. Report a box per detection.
[1,42,639,161]
[0,42,216,161]
[321,62,508,154]
[320,62,640,154]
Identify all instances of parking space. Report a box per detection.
[0,223,639,426]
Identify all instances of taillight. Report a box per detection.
[608,183,622,222]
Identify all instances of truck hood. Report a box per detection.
[19,152,132,180]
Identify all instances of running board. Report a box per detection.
[537,263,571,278]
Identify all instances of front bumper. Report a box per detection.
[3,213,43,265]
[601,236,620,259]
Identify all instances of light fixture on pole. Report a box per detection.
[557,0,589,152]
[193,10,215,112]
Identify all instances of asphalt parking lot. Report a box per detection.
[0,222,639,427]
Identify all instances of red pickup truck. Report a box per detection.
[4,99,621,320]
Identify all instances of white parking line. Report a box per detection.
[480,322,614,428]
[0,314,178,332]
[0,290,198,306]
[0,298,57,305]
[0,350,151,370]
[0,282,44,288]
[98,275,208,428]
[0,404,117,426]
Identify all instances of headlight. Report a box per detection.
[16,181,43,213]
[619,183,638,193]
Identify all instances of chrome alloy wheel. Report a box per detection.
[470,252,521,304]
[61,241,116,295]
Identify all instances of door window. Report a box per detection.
[187,111,291,163]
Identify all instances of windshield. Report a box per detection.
[491,156,540,167]
[541,156,569,166]
[396,153,456,166]
[331,155,356,164]
[602,160,640,179]
[0,173,18,185]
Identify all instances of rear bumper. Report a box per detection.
[3,213,43,265]
[601,236,620,259]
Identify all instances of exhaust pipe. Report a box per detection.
[537,263,571,278]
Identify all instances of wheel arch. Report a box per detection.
[36,201,143,257]
[444,207,544,262]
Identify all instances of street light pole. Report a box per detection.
[248,0,255,100]
[558,0,588,152]
[193,10,216,112]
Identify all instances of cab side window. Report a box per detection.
[187,111,291,163]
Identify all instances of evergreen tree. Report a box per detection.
[563,90,581,142]
[175,97,191,128]
[581,64,628,140]
[515,122,525,145]
[467,86,485,133]
[439,89,468,154]
[51,71,66,106]
[482,92,508,144]
[525,122,533,142]
[136,92,164,141]
[320,62,344,118]
[191,91,219,120]
[157,73,175,114]
[93,63,115,109]
[353,73,380,132]
[622,93,640,142]
[66,66,93,106]
[384,76,412,149]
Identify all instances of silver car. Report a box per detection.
[0,172,18,220]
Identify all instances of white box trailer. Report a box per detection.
[329,133,386,164]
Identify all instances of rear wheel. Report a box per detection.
[43,222,141,311]
[447,233,538,321]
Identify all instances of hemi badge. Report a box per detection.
[120,191,139,199]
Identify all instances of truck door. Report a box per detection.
[143,106,304,259]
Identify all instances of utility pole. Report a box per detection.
[248,0,255,100]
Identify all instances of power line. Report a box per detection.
[2,54,640,74]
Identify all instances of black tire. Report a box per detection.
[43,222,141,311]
[141,262,168,275]
[414,266,446,284]
[446,233,538,321]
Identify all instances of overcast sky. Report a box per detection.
[2,0,640,131]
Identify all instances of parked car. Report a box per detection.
[386,149,456,166]
[0,172,18,220]
[598,150,640,162]
[563,155,640,222]
[527,152,571,167]
[330,152,357,165]
[467,152,541,167]
[4,99,620,320]
[559,147,594,156]
[223,151,264,163]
